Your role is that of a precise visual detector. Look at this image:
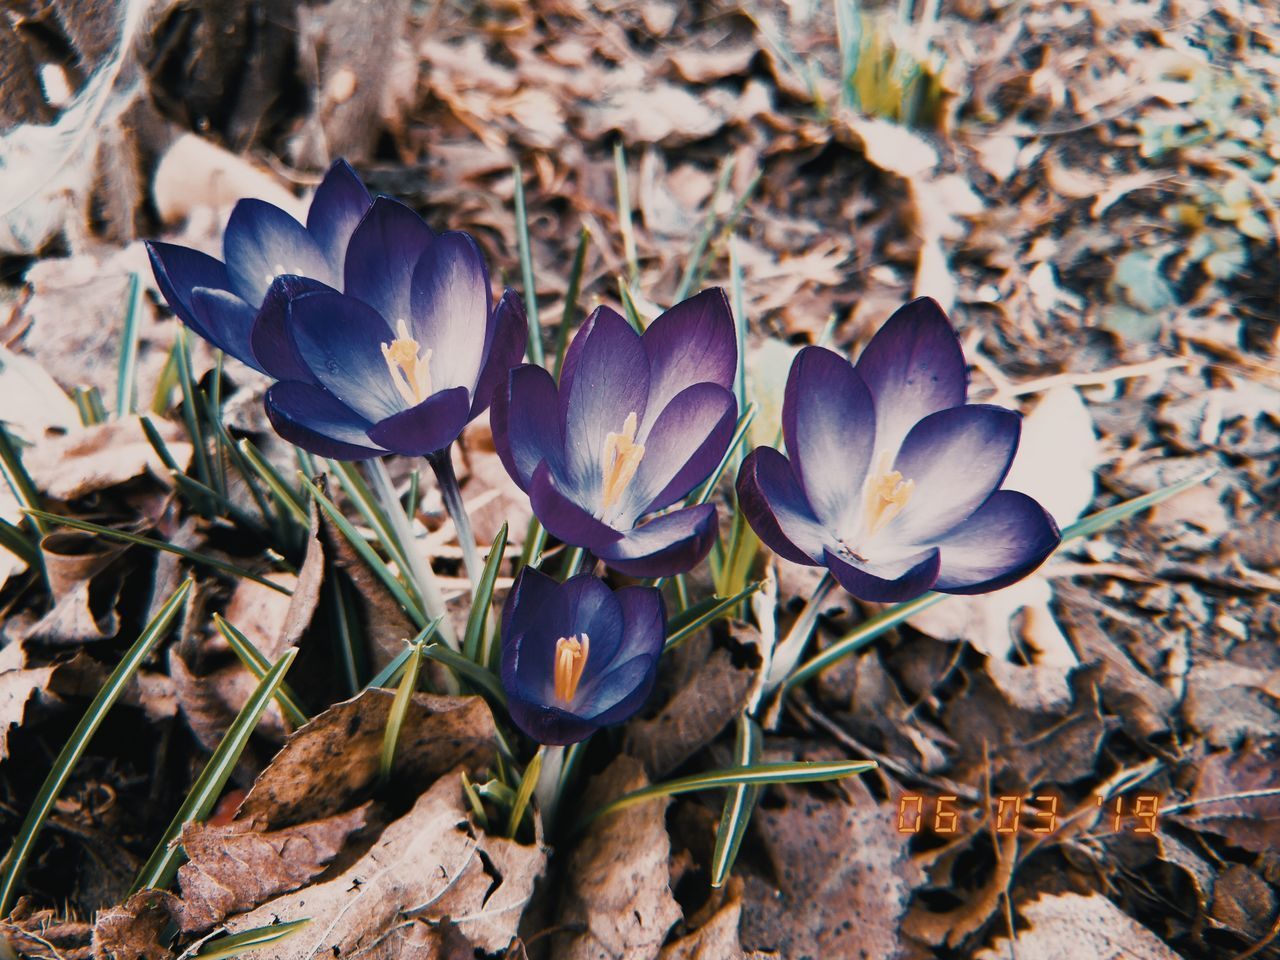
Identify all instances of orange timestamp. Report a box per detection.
[895,794,1162,835]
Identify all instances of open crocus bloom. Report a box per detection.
[257,224,527,460]
[501,568,665,745]
[146,159,373,372]
[737,298,1061,603]
[491,289,739,577]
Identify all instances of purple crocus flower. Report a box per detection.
[736,298,1061,603]
[501,568,665,745]
[146,159,373,373]
[491,289,738,577]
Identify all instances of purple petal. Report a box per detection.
[578,654,658,720]
[886,404,1020,545]
[562,308,650,500]
[782,346,876,533]
[854,297,967,457]
[249,275,333,382]
[264,381,383,460]
[529,462,625,553]
[343,197,435,324]
[594,503,718,578]
[735,447,828,565]
[470,288,528,419]
[502,566,561,639]
[560,574,626,686]
[223,199,334,305]
[492,364,564,492]
[146,240,231,336]
[365,385,471,456]
[932,491,1061,593]
[640,287,737,429]
[288,291,402,422]
[615,383,735,524]
[504,694,599,745]
[408,231,491,394]
[823,545,940,603]
[557,305,605,412]
[615,586,667,661]
[188,287,263,372]
[306,159,372,276]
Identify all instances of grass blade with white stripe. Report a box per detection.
[513,162,543,365]
[711,714,762,887]
[192,918,311,959]
[115,272,143,417]
[213,614,309,727]
[462,522,507,666]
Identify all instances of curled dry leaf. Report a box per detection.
[553,755,683,960]
[91,888,178,960]
[657,878,745,960]
[225,772,544,959]
[0,643,60,762]
[173,802,371,933]
[237,688,497,828]
[21,531,127,645]
[973,892,1179,960]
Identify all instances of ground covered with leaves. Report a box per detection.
[1,0,1278,957]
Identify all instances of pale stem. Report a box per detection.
[367,458,459,652]
[428,450,484,592]
[762,570,838,705]
[534,743,567,829]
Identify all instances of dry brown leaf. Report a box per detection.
[0,650,58,762]
[578,79,727,145]
[23,417,193,502]
[553,755,682,960]
[173,803,370,933]
[219,573,298,662]
[91,889,178,960]
[1172,742,1280,854]
[21,531,127,644]
[658,878,744,960]
[974,892,1179,960]
[740,780,925,959]
[1183,659,1280,748]
[237,688,497,828]
[152,134,302,226]
[903,830,1017,949]
[225,772,544,959]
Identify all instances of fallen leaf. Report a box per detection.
[21,531,127,644]
[1172,742,1280,854]
[658,878,744,960]
[152,133,303,226]
[0,344,80,444]
[1183,659,1280,748]
[553,755,682,960]
[974,892,1179,960]
[23,416,193,502]
[1207,864,1277,940]
[91,889,178,960]
[0,653,59,762]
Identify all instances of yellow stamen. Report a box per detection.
[600,411,645,511]
[554,633,590,703]
[380,318,433,406]
[863,453,914,537]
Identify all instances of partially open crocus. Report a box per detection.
[737,298,1061,602]
[146,159,373,372]
[491,289,738,577]
[500,568,665,745]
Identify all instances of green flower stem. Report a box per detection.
[428,451,484,592]
[533,743,567,830]
[366,458,458,652]
[762,570,838,697]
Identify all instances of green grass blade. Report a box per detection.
[506,747,544,838]
[580,760,878,830]
[729,237,748,418]
[139,416,181,473]
[238,439,309,526]
[518,514,546,571]
[193,918,311,959]
[1060,469,1217,540]
[711,714,762,887]
[0,425,46,536]
[74,386,108,425]
[552,227,591,378]
[617,277,645,332]
[326,459,411,577]
[379,636,426,782]
[613,141,640,286]
[213,614,309,727]
[173,331,212,487]
[674,157,734,304]
[25,510,292,595]
[0,516,40,570]
[0,579,192,915]
[297,475,427,628]
[365,643,414,690]
[513,162,544,366]
[131,648,298,893]
[115,273,143,417]
[463,523,507,665]
[419,643,507,705]
[690,404,757,507]
[665,581,762,651]
[330,574,364,695]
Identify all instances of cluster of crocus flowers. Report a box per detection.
[736,298,1061,602]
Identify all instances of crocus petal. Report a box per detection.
[365,385,471,456]
[594,503,718,578]
[931,491,1061,593]
[529,462,625,553]
[288,291,403,422]
[736,447,828,565]
[501,566,561,639]
[146,240,231,335]
[854,297,967,458]
[469,288,528,419]
[556,304,602,413]
[343,197,435,324]
[264,381,383,460]
[885,404,1020,545]
[782,346,876,533]
[640,287,737,430]
[577,655,658,719]
[620,383,735,523]
[614,586,667,662]
[561,309,650,501]
[409,231,491,394]
[249,275,333,383]
[822,545,940,603]
[492,364,565,492]
[188,287,263,372]
[223,199,333,305]
[560,574,626,686]
[306,159,372,276]
[504,692,599,745]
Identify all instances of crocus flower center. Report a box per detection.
[600,411,645,512]
[553,633,590,704]
[380,318,434,406]
[863,452,914,538]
